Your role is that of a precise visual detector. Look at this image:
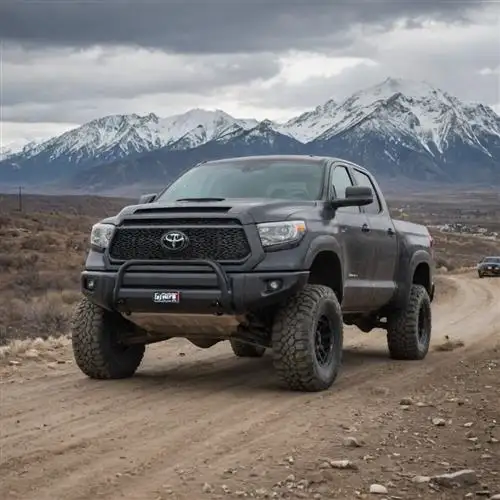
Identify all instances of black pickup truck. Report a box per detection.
[72,155,435,392]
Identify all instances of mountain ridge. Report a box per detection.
[2,77,499,191]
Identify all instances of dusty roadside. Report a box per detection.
[0,273,499,500]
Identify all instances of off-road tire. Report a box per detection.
[386,284,432,360]
[271,284,343,392]
[229,339,266,358]
[478,272,484,279]
[71,296,145,379]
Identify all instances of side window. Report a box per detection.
[351,169,382,215]
[330,165,359,213]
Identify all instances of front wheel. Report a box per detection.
[71,296,145,379]
[271,284,343,392]
[386,284,432,360]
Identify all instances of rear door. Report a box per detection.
[328,163,374,311]
[350,167,398,308]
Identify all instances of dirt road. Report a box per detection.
[1,272,500,500]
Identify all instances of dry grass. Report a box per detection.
[0,190,497,349]
[387,190,500,271]
[0,335,71,361]
[0,194,129,346]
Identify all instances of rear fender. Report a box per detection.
[391,249,433,310]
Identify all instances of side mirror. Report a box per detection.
[138,193,157,204]
[330,185,373,208]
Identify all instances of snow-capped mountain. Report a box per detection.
[305,78,500,181]
[4,109,257,164]
[311,78,500,156]
[276,99,339,142]
[0,140,42,161]
[0,146,12,161]
[0,109,259,183]
[1,77,499,189]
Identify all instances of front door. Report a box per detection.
[329,164,374,312]
[350,168,398,309]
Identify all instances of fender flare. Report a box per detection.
[409,251,432,284]
[394,250,432,307]
[303,235,344,286]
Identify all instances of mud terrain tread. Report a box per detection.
[386,284,431,360]
[229,340,266,358]
[272,284,343,392]
[71,296,145,379]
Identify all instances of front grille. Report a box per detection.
[109,226,251,262]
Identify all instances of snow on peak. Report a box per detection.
[17,109,260,163]
[311,77,500,156]
[162,108,258,150]
[0,139,44,160]
[3,77,498,169]
[362,77,449,101]
[277,99,339,142]
[0,146,12,161]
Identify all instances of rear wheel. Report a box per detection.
[386,284,432,360]
[229,339,266,358]
[71,296,145,379]
[271,284,343,392]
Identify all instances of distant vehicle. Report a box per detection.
[71,154,435,392]
[477,256,500,278]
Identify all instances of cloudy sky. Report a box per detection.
[1,0,499,149]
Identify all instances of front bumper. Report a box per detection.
[81,258,309,315]
[479,267,500,276]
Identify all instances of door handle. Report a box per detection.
[361,223,370,233]
[387,227,395,236]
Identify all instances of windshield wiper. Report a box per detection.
[176,197,226,202]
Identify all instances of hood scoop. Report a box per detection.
[133,206,231,214]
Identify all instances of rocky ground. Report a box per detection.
[192,346,500,500]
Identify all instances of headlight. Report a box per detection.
[257,220,307,248]
[90,223,115,250]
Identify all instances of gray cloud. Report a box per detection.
[1,0,498,144]
[0,0,483,54]
[246,15,500,110]
[2,46,280,108]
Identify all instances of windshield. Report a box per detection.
[156,159,326,203]
[483,257,500,263]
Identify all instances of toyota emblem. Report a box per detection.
[161,230,189,252]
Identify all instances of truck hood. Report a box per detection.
[106,198,319,225]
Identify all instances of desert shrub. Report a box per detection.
[0,252,39,272]
[0,291,74,344]
[20,232,61,252]
[435,256,456,271]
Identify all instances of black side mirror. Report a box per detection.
[330,185,373,208]
[138,193,157,204]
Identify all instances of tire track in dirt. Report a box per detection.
[1,274,499,500]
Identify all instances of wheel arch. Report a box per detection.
[304,236,344,303]
[388,250,434,311]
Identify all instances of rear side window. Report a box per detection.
[330,165,359,213]
[351,169,382,214]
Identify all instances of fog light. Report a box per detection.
[86,278,96,290]
[266,279,282,292]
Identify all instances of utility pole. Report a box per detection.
[18,186,23,212]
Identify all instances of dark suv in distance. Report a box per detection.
[477,256,500,278]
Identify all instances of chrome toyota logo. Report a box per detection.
[161,230,189,252]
